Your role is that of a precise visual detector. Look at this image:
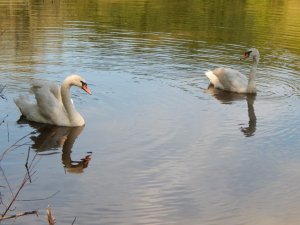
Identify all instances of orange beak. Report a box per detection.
[241,50,252,60]
[82,84,92,95]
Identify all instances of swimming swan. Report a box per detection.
[205,48,260,94]
[14,75,92,127]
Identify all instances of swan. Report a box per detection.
[205,48,260,94]
[14,74,92,127]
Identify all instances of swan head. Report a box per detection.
[242,48,260,62]
[65,74,92,95]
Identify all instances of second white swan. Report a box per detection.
[14,74,92,127]
[205,48,260,94]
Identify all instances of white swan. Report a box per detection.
[14,75,92,127]
[205,48,260,94]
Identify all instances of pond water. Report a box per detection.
[0,0,300,224]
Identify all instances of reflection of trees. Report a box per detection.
[17,117,91,173]
[0,0,299,56]
[206,85,256,137]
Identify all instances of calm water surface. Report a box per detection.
[0,0,300,224]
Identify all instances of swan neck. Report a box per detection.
[247,59,258,93]
[61,82,77,122]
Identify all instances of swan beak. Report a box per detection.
[82,84,92,95]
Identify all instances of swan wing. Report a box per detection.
[33,84,68,123]
[15,80,68,125]
[206,67,248,93]
[31,80,62,102]
[14,95,50,123]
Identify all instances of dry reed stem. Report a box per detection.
[0,115,8,127]
[71,217,77,225]
[0,85,6,100]
[0,210,37,221]
[47,206,56,225]
[0,152,36,219]
[0,130,36,161]
[0,142,38,220]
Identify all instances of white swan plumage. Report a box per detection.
[205,48,260,94]
[14,74,92,127]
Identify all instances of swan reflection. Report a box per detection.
[17,117,92,173]
[240,94,256,137]
[206,84,257,137]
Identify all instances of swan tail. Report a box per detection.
[205,70,217,85]
[14,95,34,116]
[14,95,48,123]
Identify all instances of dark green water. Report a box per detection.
[0,1,300,224]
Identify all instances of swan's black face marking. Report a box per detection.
[241,50,252,60]
[244,50,252,58]
[80,80,87,87]
[80,80,92,95]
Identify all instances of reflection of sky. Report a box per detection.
[63,74,300,224]
[0,3,300,224]
[2,64,300,224]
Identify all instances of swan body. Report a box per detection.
[206,48,260,94]
[14,75,92,127]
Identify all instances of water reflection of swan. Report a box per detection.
[206,85,256,137]
[240,94,256,137]
[17,117,92,173]
[206,48,259,94]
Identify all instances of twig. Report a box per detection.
[0,126,45,223]
[25,146,32,183]
[1,174,29,218]
[17,190,60,202]
[0,166,13,196]
[0,115,8,127]
[71,217,77,225]
[0,85,6,100]
[6,121,9,143]
[0,210,37,221]
[0,130,37,161]
[1,146,38,219]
